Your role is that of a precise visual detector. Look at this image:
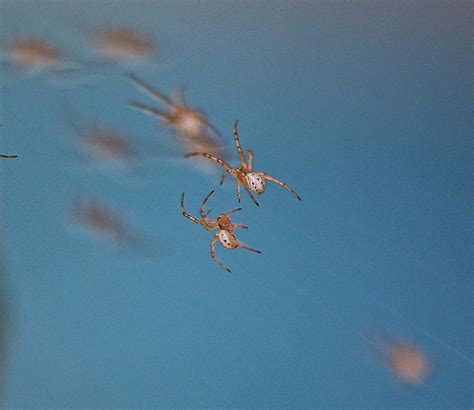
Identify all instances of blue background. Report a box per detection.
[1,1,472,407]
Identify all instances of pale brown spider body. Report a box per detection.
[77,125,136,163]
[8,37,61,69]
[185,121,301,206]
[95,27,155,61]
[180,190,261,272]
[128,74,223,157]
[74,199,136,248]
[367,331,431,386]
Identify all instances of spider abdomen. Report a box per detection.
[219,230,238,249]
[245,173,266,193]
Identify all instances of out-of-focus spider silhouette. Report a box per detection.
[0,125,17,158]
[180,190,261,272]
[7,37,61,70]
[94,27,155,62]
[366,330,431,386]
[128,74,224,161]
[185,121,301,206]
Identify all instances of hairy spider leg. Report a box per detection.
[199,189,215,218]
[233,224,248,229]
[220,169,231,185]
[224,207,242,217]
[211,234,231,272]
[242,182,260,206]
[238,244,262,254]
[180,192,201,224]
[232,120,247,167]
[246,149,254,170]
[128,73,176,107]
[185,152,233,171]
[257,172,302,201]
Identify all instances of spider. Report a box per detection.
[366,330,431,386]
[180,190,261,272]
[0,125,17,158]
[128,74,222,146]
[94,27,155,62]
[7,37,61,70]
[185,121,301,206]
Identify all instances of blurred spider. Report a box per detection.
[365,330,431,386]
[180,190,261,272]
[94,27,155,62]
[0,125,17,158]
[128,74,221,143]
[185,121,301,206]
[7,37,61,70]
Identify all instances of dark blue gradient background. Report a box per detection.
[1,1,472,407]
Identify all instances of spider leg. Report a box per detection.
[199,189,215,218]
[238,243,262,254]
[232,120,248,168]
[246,149,254,171]
[0,154,17,158]
[258,172,302,201]
[219,169,230,185]
[128,73,176,107]
[129,101,169,120]
[233,224,248,229]
[184,152,234,171]
[236,180,242,203]
[225,207,242,217]
[180,193,201,224]
[243,182,260,207]
[173,87,187,106]
[211,234,231,272]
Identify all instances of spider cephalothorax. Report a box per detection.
[185,121,301,206]
[180,190,261,272]
[128,74,222,150]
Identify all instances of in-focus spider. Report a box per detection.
[180,190,261,272]
[185,121,301,206]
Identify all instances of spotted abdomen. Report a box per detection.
[218,230,238,249]
[245,173,266,193]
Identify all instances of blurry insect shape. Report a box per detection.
[368,332,431,386]
[128,74,223,157]
[180,190,261,272]
[71,120,138,168]
[0,125,17,158]
[93,27,155,63]
[0,36,80,74]
[73,199,139,250]
[186,121,301,206]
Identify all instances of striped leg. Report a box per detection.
[258,172,302,201]
[238,243,262,254]
[211,235,231,272]
[219,169,230,185]
[243,183,259,206]
[180,193,201,224]
[184,152,233,171]
[232,120,247,167]
[246,149,254,170]
[199,190,215,218]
